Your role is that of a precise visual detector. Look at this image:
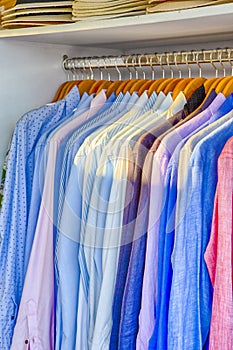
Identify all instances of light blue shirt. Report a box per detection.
[168,108,233,350]
[55,92,133,350]
[25,91,93,273]
[0,86,79,350]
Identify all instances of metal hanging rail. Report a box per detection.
[63,48,233,71]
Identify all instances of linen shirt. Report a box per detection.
[176,93,233,201]
[118,93,188,350]
[0,86,80,350]
[110,92,187,350]
[56,92,139,350]
[136,90,217,350]
[168,108,233,350]
[74,92,147,350]
[204,136,233,350]
[148,93,225,350]
[88,93,171,350]
[10,91,107,350]
[24,92,93,274]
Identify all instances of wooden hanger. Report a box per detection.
[138,80,154,96]
[222,78,233,97]
[77,79,96,97]
[215,76,233,94]
[172,78,193,100]
[59,80,82,100]
[183,77,207,100]
[53,82,68,102]
[147,79,167,96]
[96,80,113,94]
[163,78,182,95]
[88,80,107,94]
[106,80,129,97]
[129,80,149,94]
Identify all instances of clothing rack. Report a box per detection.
[63,48,233,79]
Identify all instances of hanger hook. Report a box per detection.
[157,53,165,79]
[104,57,111,81]
[96,57,104,80]
[193,51,202,77]
[183,52,192,78]
[114,56,122,80]
[124,55,133,80]
[148,55,155,80]
[227,48,233,76]
[174,52,182,78]
[62,55,70,81]
[131,55,138,79]
[138,54,146,80]
[217,49,226,77]
[166,52,174,79]
[85,57,94,80]
[209,51,218,78]
[81,58,88,80]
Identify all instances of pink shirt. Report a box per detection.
[204,136,233,350]
[11,91,106,350]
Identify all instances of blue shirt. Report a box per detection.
[150,92,231,350]
[0,86,79,350]
[168,107,233,350]
[55,92,133,350]
[24,91,92,273]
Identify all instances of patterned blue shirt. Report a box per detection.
[0,86,79,350]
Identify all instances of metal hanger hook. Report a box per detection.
[193,51,202,77]
[217,49,226,77]
[166,52,174,79]
[209,51,218,78]
[227,48,233,76]
[148,55,155,80]
[131,55,139,79]
[174,52,182,78]
[157,53,165,79]
[85,57,94,80]
[138,54,146,80]
[125,55,133,80]
[114,56,122,80]
[183,52,192,78]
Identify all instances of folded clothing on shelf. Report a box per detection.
[147,0,233,12]
[72,0,148,21]
[0,0,73,28]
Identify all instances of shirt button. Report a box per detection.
[25,339,29,344]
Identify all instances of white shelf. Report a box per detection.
[0,3,233,48]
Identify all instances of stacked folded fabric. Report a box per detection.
[72,0,148,21]
[147,0,233,13]
[1,0,73,28]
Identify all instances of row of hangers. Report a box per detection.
[53,50,233,103]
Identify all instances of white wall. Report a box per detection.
[0,40,120,170]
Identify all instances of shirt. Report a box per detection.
[136,89,217,350]
[0,86,79,350]
[110,92,187,350]
[10,90,107,350]
[75,92,146,350]
[148,93,225,350]
[24,92,93,275]
[168,108,233,350]
[118,93,189,350]
[55,92,138,350]
[204,136,233,350]
[89,93,161,350]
